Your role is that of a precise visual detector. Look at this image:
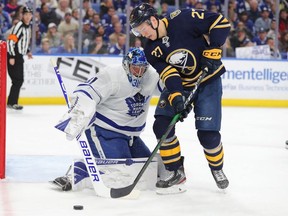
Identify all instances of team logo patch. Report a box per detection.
[162,36,170,47]
[166,49,196,75]
[158,99,166,108]
[170,10,181,19]
[126,93,147,117]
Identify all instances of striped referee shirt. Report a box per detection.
[7,21,31,56]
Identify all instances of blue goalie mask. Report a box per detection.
[122,48,149,87]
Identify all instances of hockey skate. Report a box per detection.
[50,176,72,191]
[211,169,229,189]
[156,165,187,195]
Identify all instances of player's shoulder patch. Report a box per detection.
[169,9,181,19]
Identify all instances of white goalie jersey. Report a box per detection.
[74,65,162,136]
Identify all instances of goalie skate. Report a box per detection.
[156,166,186,195]
[211,169,229,189]
[50,176,72,191]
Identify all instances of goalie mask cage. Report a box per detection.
[0,41,7,179]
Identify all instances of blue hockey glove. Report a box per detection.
[201,48,222,74]
[168,92,192,122]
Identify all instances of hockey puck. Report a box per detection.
[73,205,84,210]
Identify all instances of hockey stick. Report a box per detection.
[50,58,140,199]
[110,69,208,198]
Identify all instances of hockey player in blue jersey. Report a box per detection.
[51,48,163,191]
[130,3,231,194]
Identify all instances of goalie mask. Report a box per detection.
[122,48,149,88]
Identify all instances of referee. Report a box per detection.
[7,6,33,110]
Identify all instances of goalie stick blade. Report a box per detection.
[110,184,136,198]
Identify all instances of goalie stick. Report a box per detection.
[50,58,140,199]
[110,68,208,198]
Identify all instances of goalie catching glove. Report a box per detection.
[168,92,192,122]
[55,92,96,140]
[201,47,222,74]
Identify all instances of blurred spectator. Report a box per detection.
[237,10,255,38]
[209,4,218,13]
[235,0,247,14]
[57,33,77,54]
[83,7,96,22]
[100,0,114,18]
[279,9,288,35]
[133,37,143,50]
[3,16,19,40]
[205,0,221,13]
[266,37,281,59]
[109,21,125,45]
[0,3,12,40]
[254,6,271,32]
[90,12,102,33]
[42,22,62,48]
[72,0,91,18]
[159,2,169,19]
[235,21,253,39]
[195,1,205,10]
[71,8,79,23]
[36,0,58,10]
[267,18,277,40]
[247,0,260,23]
[36,38,52,54]
[105,14,121,36]
[278,31,288,59]
[108,33,125,55]
[252,27,268,45]
[88,34,109,54]
[227,0,237,25]
[58,12,79,38]
[230,27,254,52]
[101,6,116,27]
[3,0,19,19]
[113,0,126,13]
[34,10,47,34]
[182,0,197,9]
[74,19,95,53]
[145,0,160,9]
[96,25,109,43]
[55,0,72,20]
[39,2,61,28]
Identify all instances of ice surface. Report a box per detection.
[1,105,288,216]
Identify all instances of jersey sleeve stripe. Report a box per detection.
[209,14,223,32]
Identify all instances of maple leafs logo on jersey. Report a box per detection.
[126,93,147,117]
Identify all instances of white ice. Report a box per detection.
[1,105,288,216]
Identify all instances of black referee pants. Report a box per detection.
[7,54,24,106]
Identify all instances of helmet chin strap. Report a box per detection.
[148,17,160,39]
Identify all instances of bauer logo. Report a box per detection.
[79,140,100,182]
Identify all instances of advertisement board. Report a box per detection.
[6,56,288,107]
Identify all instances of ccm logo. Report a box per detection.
[202,49,222,59]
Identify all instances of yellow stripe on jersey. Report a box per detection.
[209,14,223,32]
[160,67,180,83]
[182,65,224,87]
[162,18,168,28]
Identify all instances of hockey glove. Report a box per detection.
[168,92,192,122]
[201,48,222,74]
[55,92,96,141]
